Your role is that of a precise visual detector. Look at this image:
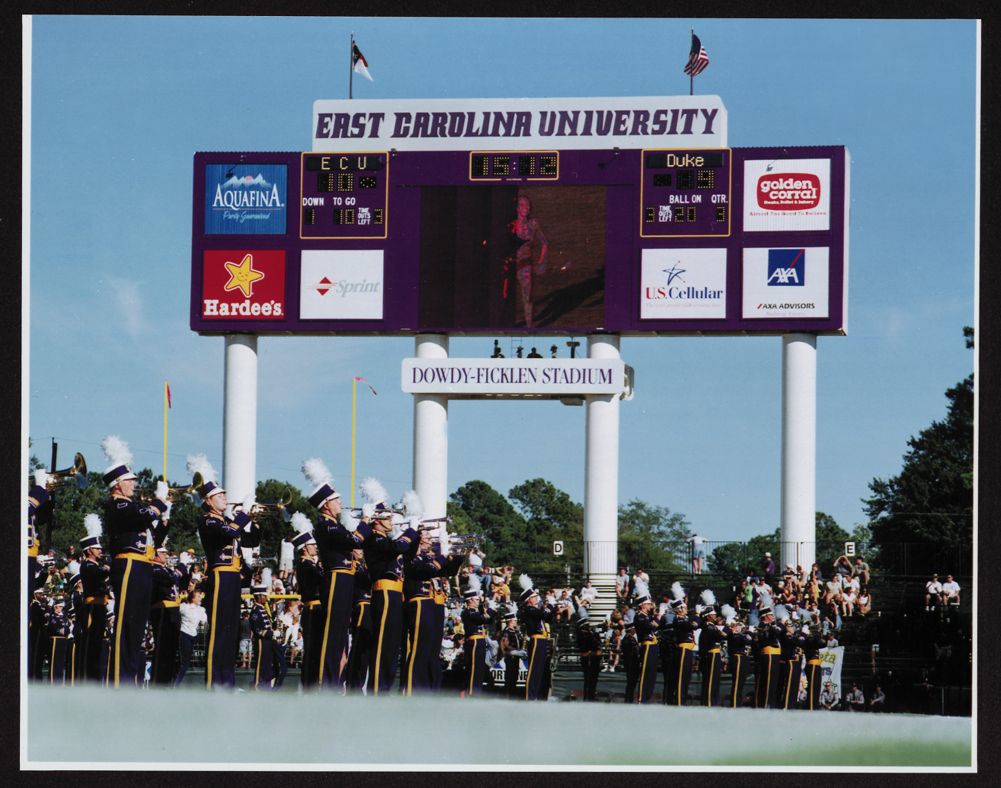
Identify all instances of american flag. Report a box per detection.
[684,33,710,77]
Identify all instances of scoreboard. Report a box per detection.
[191,144,848,336]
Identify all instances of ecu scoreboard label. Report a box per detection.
[300,152,390,239]
[640,148,732,238]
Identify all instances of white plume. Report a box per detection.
[101,435,132,467]
[670,581,686,601]
[185,453,218,485]
[261,567,273,589]
[700,589,717,607]
[758,589,774,608]
[84,513,103,540]
[362,502,375,518]
[291,511,313,537]
[301,457,332,488]
[360,476,388,505]
[402,490,423,518]
[467,573,482,594]
[506,602,518,618]
[518,573,534,592]
[437,525,449,553]
[721,604,737,624]
[774,604,790,622]
[633,575,649,599]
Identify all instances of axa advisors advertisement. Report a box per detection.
[299,249,384,320]
[204,164,288,234]
[742,158,831,232]
[742,247,829,319]
[201,250,286,320]
[639,248,727,319]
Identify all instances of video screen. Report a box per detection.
[418,185,606,331]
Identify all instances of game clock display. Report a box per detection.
[640,148,731,238]
[300,152,389,239]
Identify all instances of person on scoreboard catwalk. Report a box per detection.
[576,602,602,701]
[697,590,725,707]
[188,452,260,690]
[77,515,111,683]
[250,570,287,691]
[505,194,549,329]
[302,458,371,690]
[460,583,496,697]
[778,608,809,710]
[290,512,323,689]
[803,621,827,710]
[149,538,187,686]
[632,593,660,704]
[362,477,418,696]
[346,547,373,692]
[402,510,466,695]
[100,436,170,688]
[518,574,555,701]
[755,606,784,709]
[721,605,753,707]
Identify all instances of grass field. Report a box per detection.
[24,684,972,769]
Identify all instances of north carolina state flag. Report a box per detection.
[352,42,374,81]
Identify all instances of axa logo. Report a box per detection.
[757,173,821,211]
[767,249,805,287]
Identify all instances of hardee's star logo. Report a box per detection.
[223,253,265,297]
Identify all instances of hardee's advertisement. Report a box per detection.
[201,249,286,320]
[742,157,831,233]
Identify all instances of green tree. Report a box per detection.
[508,478,584,574]
[814,511,851,570]
[448,480,530,567]
[617,499,691,573]
[864,372,973,574]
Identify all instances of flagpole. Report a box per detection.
[690,28,694,96]
[162,379,169,481]
[349,32,354,100]
[351,376,358,507]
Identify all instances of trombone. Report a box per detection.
[46,452,88,491]
[247,488,294,524]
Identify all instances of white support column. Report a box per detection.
[584,335,620,611]
[223,335,258,564]
[781,334,817,571]
[413,334,449,519]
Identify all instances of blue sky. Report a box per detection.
[25,17,977,542]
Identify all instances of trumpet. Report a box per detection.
[46,453,88,491]
[248,488,294,523]
[417,516,453,532]
[448,533,482,555]
[139,472,204,504]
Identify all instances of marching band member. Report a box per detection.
[67,573,84,685]
[302,458,371,690]
[29,588,49,680]
[362,478,418,696]
[697,590,724,707]
[188,453,259,690]
[290,512,323,689]
[804,622,827,710]
[666,582,698,706]
[250,570,287,691]
[778,609,809,710]
[576,602,602,701]
[722,604,753,708]
[429,524,465,692]
[101,436,169,688]
[633,592,660,704]
[754,605,784,709]
[27,468,50,673]
[78,514,111,683]
[46,597,70,685]
[149,538,187,686]
[500,611,524,698]
[518,574,554,701]
[345,547,373,692]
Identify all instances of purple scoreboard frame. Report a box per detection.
[190,145,848,336]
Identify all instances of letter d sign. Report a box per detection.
[553,540,564,557]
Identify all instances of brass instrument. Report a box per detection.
[447,533,482,555]
[46,452,88,491]
[138,472,204,504]
[249,488,294,523]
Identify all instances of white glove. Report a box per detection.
[162,502,173,521]
[362,503,375,518]
[242,493,256,512]
[34,469,50,489]
[224,505,235,520]
[155,480,170,503]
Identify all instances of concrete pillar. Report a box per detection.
[223,335,258,563]
[584,335,620,611]
[781,334,817,571]
[413,334,449,519]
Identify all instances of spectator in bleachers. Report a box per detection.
[857,587,872,616]
[615,567,629,602]
[846,683,865,712]
[925,573,944,610]
[833,554,854,579]
[820,680,839,710]
[578,579,598,605]
[869,685,886,712]
[853,556,871,585]
[762,552,775,582]
[941,575,961,607]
